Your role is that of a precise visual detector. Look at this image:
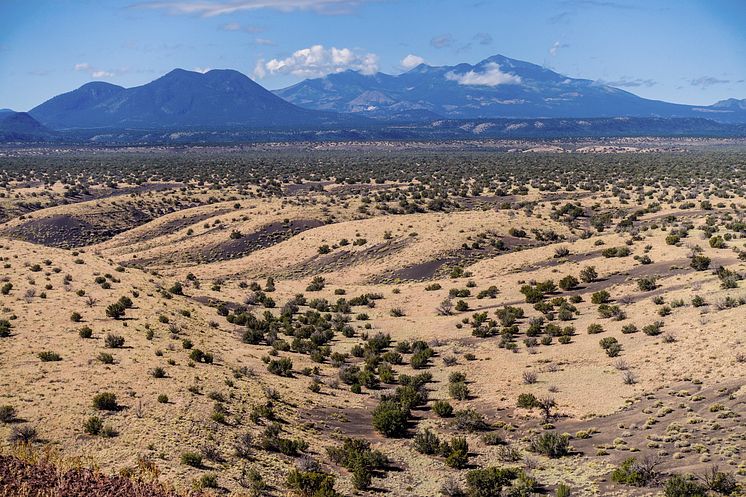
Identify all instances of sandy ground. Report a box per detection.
[0,178,744,496]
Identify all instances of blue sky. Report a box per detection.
[1,0,745,110]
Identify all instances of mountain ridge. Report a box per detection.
[29,69,361,130]
[275,54,746,122]
[0,111,57,141]
[2,56,744,141]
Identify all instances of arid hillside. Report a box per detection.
[0,145,744,497]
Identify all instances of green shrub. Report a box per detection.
[413,428,441,455]
[306,276,326,292]
[663,474,707,497]
[449,381,469,400]
[591,290,611,304]
[602,246,630,258]
[105,302,126,319]
[587,323,604,334]
[92,392,118,411]
[84,416,103,435]
[556,483,572,497]
[520,285,544,303]
[621,324,639,334]
[0,405,17,423]
[105,333,125,348]
[193,474,218,490]
[432,400,454,418]
[189,348,206,362]
[529,432,569,458]
[611,457,660,487]
[97,352,114,364]
[559,275,579,291]
[372,400,408,438]
[701,468,738,495]
[0,319,10,337]
[38,351,61,362]
[8,425,37,445]
[267,357,293,377]
[326,437,387,490]
[643,321,664,336]
[579,266,597,283]
[637,276,657,291]
[481,432,504,446]
[690,255,711,271]
[443,437,469,469]
[465,467,519,497]
[517,393,539,409]
[452,408,489,432]
[286,469,340,497]
[709,236,726,249]
[180,451,203,467]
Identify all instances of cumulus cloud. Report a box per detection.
[254,44,379,79]
[74,63,114,79]
[400,54,425,70]
[430,33,454,49]
[134,0,372,16]
[445,62,522,87]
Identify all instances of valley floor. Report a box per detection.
[0,144,744,496]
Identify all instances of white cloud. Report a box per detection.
[445,63,522,87]
[75,63,114,79]
[254,44,379,79]
[255,38,276,46]
[253,61,267,79]
[134,0,371,17]
[549,41,569,56]
[400,54,425,70]
[193,67,211,73]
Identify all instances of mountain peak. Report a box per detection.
[29,68,356,130]
[79,81,124,89]
[276,54,746,123]
[712,98,746,111]
[160,68,247,79]
[0,111,55,141]
[405,63,434,74]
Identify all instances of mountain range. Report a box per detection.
[0,54,744,143]
[275,54,746,123]
[28,68,356,130]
